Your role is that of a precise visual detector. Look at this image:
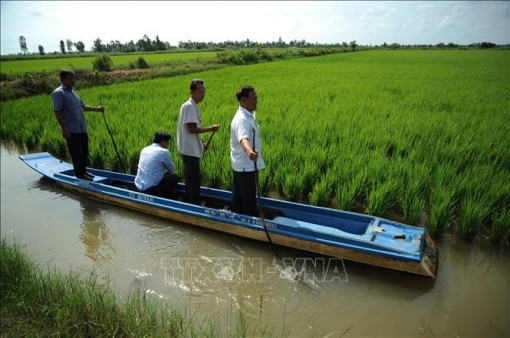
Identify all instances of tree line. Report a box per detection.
[17,34,358,55]
[15,34,506,56]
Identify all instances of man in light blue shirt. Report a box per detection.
[52,69,104,180]
[135,132,179,198]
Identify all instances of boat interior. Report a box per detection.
[61,168,287,221]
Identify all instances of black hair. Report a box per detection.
[236,86,255,102]
[190,79,204,91]
[153,131,171,144]
[59,69,75,80]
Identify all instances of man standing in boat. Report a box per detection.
[135,131,180,198]
[230,86,265,216]
[177,79,220,205]
[52,69,105,180]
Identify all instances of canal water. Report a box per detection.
[1,142,509,337]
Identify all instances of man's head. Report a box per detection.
[190,79,206,104]
[60,69,76,88]
[153,131,171,148]
[236,86,257,112]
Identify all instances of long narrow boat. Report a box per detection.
[20,152,438,278]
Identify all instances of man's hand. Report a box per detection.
[98,106,105,113]
[209,124,220,132]
[248,148,259,162]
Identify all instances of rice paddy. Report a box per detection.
[0,51,217,75]
[1,49,509,243]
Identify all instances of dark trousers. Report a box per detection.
[144,174,180,198]
[67,132,89,178]
[231,170,257,216]
[181,155,201,205]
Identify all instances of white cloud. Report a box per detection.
[25,6,42,17]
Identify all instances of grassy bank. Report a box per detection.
[0,238,281,337]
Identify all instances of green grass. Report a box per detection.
[0,238,282,337]
[0,51,218,75]
[1,50,509,241]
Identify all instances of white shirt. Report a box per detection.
[177,98,204,158]
[134,143,176,191]
[230,107,265,172]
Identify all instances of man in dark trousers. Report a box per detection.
[52,69,104,180]
[229,86,265,216]
[177,79,220,204]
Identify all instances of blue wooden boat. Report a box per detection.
[20,152,438,278]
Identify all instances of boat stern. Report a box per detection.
[419,233,438,278]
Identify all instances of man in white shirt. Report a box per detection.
[230,86,265,216]
[177,79,220,205]
[135,131,179,198]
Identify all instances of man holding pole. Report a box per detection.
[229,85,265,216]
[177,79,220,205]
[52,69,104,180]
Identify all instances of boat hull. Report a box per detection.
[20,152,438,278]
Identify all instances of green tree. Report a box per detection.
[92,54,113,71]
[19,36,28,54]
[66,39,73,52]
[59,40,66,54]
[92,38,104,52]
[74,41,85,53]
[350,40,357,52]
[154,35,166,50]
[38,45,45,55]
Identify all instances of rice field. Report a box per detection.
[0,51,217,75]
[1,50,509,243]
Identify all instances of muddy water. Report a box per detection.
[1,142,509,337]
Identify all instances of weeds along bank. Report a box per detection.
[0,238,279,337]
[1,50,509,242]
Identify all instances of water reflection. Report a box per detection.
[30,177,115,263]
[78,199,112,261]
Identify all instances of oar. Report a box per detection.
[99,95,126,174]
[252,128,279,258]
[203,130,216,156]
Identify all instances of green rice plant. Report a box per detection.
[489,209,510,244]
[398,165,428,226]
[365,179,399,217]
[400,191,425,226]
[258,166,273,196]
[308,173,334,207]
[283,174,304,202]
[335,169,367,211]
[429,184,458,237]
[459,193,493,240]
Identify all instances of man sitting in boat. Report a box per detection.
[134,132,180,198]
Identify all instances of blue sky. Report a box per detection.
[1,1,508,54]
